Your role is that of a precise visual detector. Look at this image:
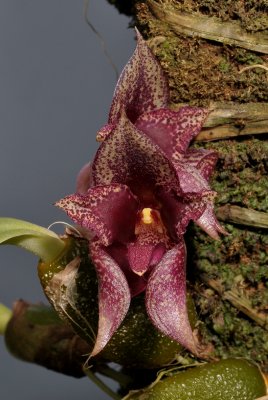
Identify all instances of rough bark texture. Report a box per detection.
[108,0,268,372]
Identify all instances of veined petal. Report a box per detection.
[146,242,197,354]
[90,240,131,356]
[184,149,218,181]
[55,184,138,246]
[107,29,169,125]
[92,112,179,195]
[135,107,208,158]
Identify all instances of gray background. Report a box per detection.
[0,1,134,399]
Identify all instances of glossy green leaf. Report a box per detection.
[124,358,266,400]
[0,218,65,262]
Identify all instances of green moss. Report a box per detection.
[135,1,268,104]
[194,139,268,212]
[233,49,264,65]
[169,0,268,32]
[184,138,268,370]
[218,59,230,73]
[195,291,268,369]
[186,220,268,370]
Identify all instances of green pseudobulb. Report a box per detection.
[125,358,266,400]
[38,235,197,368]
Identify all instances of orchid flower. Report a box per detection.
[56,30,226,357]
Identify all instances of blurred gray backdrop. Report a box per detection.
[0,1,134,399]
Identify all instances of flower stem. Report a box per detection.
[83,366,121,400]
[0,303,12,334]
[97,364,133,387]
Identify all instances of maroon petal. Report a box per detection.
[146,242,197,354]
[128,242,155,276]
[157,188,205,238]
[175,200,206,237]
[90,240,131,356]
[107,29,169,126]
[92,112,179,195]
[172,160,226,238]
[174,161,215,197]
[127,241,166,276]
[107,243,148,297]
[135,106,208,158]
[55,184,138,246]
[184,149,218,181]
[196,202,228,240]
[76,162,93,194]
[96,123,114,143]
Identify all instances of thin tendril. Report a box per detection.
[239,64,268,73]
[83,0,119,81]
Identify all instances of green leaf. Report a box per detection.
[0,303,12,335]
[0,218,65,262]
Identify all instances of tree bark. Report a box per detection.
[109,0,268,372]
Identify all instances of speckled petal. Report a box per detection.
[96,123,114,143]
[55,184,138,246]
[92,112,179,194]
[135,107,209,158]
[184,148,218,181]
[90,240,131,356]
[174,161,211,196]
[146,242,197,354]
[173,160,225,238]
[175,200,206,237]
[107,29,169,125]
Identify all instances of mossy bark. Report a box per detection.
[109,0,268,372]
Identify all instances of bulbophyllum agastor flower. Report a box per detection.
[56,30,226,358]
